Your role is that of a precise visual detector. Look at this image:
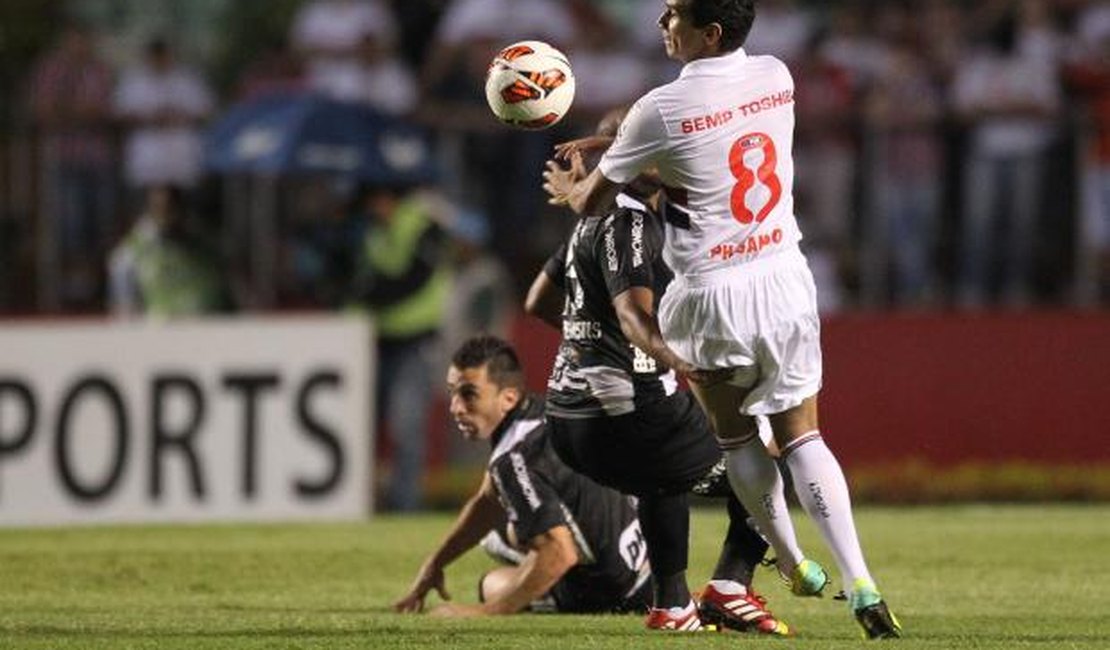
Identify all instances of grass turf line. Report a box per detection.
[1,505,1108,648]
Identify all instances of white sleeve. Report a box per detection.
[598,94,667,184]
[113,74,141,116]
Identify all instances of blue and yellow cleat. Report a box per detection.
[849,578,903,639]
[785,558,830,597]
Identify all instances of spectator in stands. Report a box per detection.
[741,0,815,64]
[349,184,454,511]
[564,8,652,130]
[863,14,945,307]
[440,207,514,368]
[952,8,1062,307]
[1064,2,1110,302]
[113,38,215,203]
[289,0,398,102]
[417,0,576,275]
[108,185,230,319]
[439,207,514,467]
[335,33,418,115]
[792,32,859,311]
[919,0,969,84]
[27,20,116,310]
[420,0,574,95]
[820,3,886,88]
[235,36,307,102]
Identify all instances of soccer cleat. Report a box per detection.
[644,600,704,631]
[697,582,791,636]
[849,578,902,639]
[784,558,830,597]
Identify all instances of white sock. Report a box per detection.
[707,579,746,595]
[724,437,805,569]
[782,432,873,591]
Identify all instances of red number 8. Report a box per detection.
[728,132,781,224]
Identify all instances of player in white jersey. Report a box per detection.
[543,0,900,639]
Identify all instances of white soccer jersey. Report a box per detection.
[599,48,803,278]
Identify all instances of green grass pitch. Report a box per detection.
[1,505,1108,648]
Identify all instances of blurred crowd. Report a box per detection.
[2,0,1109,318]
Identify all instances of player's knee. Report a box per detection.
[715,416,760,448]
[478,566,518,604]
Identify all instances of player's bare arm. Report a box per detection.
[612,287,731,386]
[543,159,621,216]
[393,473,505,613]
[524,270,564,329]
[432,525,579,617]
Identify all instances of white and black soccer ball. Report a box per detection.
[485,40,575,130]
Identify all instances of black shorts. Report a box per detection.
[548,570,651,614]
[547,391,721,497]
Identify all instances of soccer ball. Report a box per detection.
[485,40,575,130]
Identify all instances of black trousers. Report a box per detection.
[547,391,721,497]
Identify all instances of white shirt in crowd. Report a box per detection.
[114,64,214,187]
[952,48,1060,156]
[291,0,400,102]
[434,0,575,48]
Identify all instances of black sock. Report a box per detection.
[638,492,691,608]
[711,494,770,587]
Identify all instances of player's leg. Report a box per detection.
[479,526,525,565]
[710,494,768,587]
[637,491,692,609]
[770,396,901,638]
[549,413,699,627]
[638,491,704,630]
[697,488,791,636]
[478,566,557,613]
[687,379,809,580]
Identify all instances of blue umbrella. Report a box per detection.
[204,93,437,185]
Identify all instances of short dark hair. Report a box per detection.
[689,0,756,52]
[451,335,525,390]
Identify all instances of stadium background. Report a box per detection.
[1,0,1109,527]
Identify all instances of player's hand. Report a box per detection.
[666,356,733,387]
[542,153,587,206]
[553,135,614,162]
[392,563,450,613]
[429,603,486,618]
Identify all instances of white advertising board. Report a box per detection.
[0,316,372,526]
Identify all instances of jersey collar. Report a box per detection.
[489,394,543,450]
[678,47,748,80]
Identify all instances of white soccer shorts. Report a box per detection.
[659,248,823,415]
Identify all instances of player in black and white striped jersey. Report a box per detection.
[394,336,651,617]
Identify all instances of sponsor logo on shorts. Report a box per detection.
[619,520,648,571]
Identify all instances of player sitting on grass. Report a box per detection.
[394,335,652,616]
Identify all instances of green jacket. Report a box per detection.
[355,196,450,340]
[117,219,225,318]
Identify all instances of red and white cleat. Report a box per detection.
[697,581,791,636]
[644,600,704,631]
